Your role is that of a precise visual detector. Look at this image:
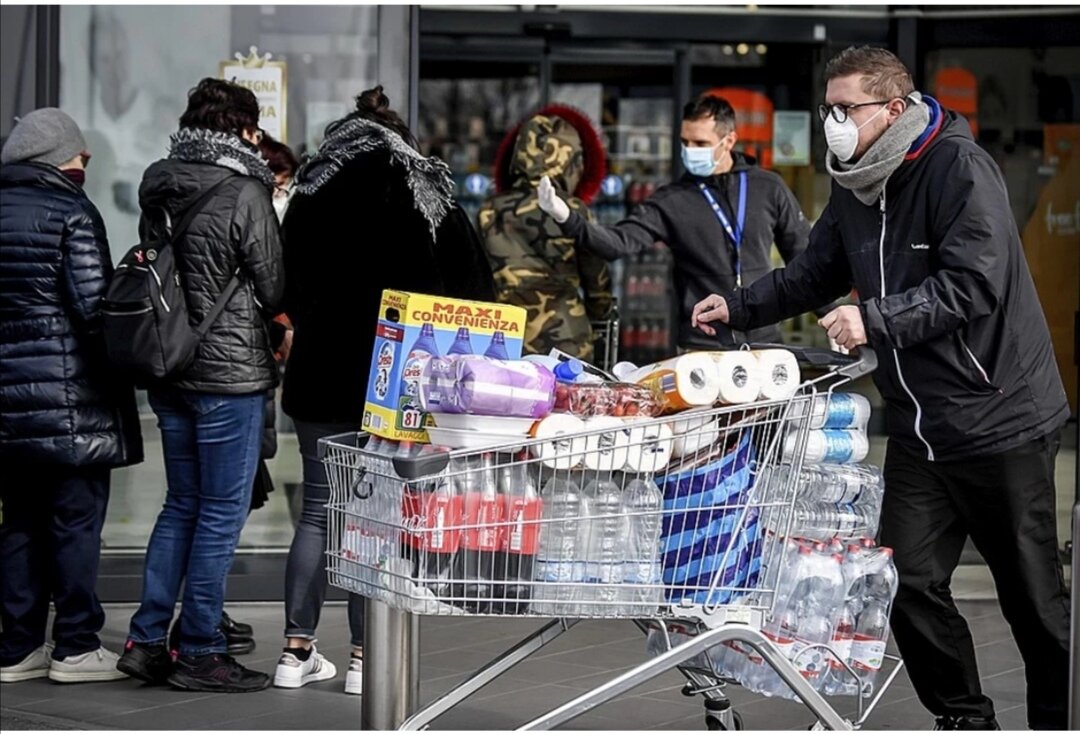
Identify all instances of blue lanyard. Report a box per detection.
[698,172,748,287]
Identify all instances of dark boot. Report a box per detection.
[220,611,255,655]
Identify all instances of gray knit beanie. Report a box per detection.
[1,108,87,167]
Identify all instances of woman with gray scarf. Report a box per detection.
[274,86,494,695]
[117,78,284,693]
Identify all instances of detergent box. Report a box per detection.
[363,291,528,442]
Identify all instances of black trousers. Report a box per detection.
[0,465,110,664]
[880,429,1070,730]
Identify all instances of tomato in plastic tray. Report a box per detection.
[552,381,664,418]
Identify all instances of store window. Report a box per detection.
[58,5,390,551]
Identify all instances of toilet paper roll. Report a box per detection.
[671,418,723,458]
[708,351,762,405]
[670,408,715,436]
[582,416,632,472]
[530,414,587,470]
[753,349,801,400]
[624,421,675,474]
[625,353,721,413]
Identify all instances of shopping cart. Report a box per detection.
[321,347,901,730]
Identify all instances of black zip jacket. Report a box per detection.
[138,160,284,394]
[558,153,811,349]
[727,111,1069,461]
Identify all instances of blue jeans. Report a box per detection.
[0,466,110,664]
[128,389,264,656]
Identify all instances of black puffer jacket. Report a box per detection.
[727,111,1069,461]
[138,160,283,394]
[282,146,496,424]
[0,162,143,467]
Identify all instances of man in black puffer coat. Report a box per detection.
[0,108,142,684]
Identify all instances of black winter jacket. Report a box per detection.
[281,148,496,424]
[138,160,283,394]
[0,163,143,467]
[558,153,811,349]
[727,111,1069,461]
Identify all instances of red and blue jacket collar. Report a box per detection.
[905,94,944,161]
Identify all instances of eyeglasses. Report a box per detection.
[818,101,892,124]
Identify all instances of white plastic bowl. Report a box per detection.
[426,426,529,452]
[430,413,537,434]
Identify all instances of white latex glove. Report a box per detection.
[537,176,571,224]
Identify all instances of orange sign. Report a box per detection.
[704,87,775,169]
[933,67,978,137]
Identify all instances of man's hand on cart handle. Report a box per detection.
[538,176,571,224]
[692,294,730,336]
[819,305,867,351]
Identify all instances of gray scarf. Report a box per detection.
[296,118,454,237]
[168,128,275,190]
[825,93,931,206]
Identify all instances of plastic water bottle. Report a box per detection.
[790,501,877,541]
[483,331,509,360]
[801,464,883,505]
[532,476,588,615]
[621,477,664,616]
[809,392,872,430]
[785,429,869,464]
[582,475,629,616]
[824,603,858,696]
[448,326,474,355]
[456,453,502,611]
[493,458,542,614]
[850,600,889,694]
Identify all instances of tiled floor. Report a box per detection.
[0,600,1045,731]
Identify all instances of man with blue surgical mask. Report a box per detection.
[538,95,810,350]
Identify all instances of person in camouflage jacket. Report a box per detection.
[479,105,612,361]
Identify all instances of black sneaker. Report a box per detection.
[220,612,255,656]
[221,611,254,638]
[117,640,174,685]
[166,653,270,693]
[933,716,1000,731]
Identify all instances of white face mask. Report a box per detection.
[823,103,889,163]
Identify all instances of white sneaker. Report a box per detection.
[0,643,53,683]
[344,655,362,695]
[273,646,337,688]
[48,647,128,683]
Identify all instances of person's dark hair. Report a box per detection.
[179,77,260,136]
[683,95,737,135]
[825,46,915,100]
[258,134,299,177]
[335,85,417,148]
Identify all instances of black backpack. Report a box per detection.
[103,178,241,383]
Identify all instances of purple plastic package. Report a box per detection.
[420,356,555,418]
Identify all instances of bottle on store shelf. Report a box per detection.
[532,475,589,615]
[493,456,542,614]
[620,476,664,616]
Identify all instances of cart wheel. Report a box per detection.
[682,683,697,698]
[705,711,743,731]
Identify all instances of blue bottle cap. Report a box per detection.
[553,360,584,382]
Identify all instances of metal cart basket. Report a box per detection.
[321,347,901,730]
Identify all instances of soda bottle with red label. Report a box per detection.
[419,473,464,598]
[455,453,503,611]
[492,455,542,613]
